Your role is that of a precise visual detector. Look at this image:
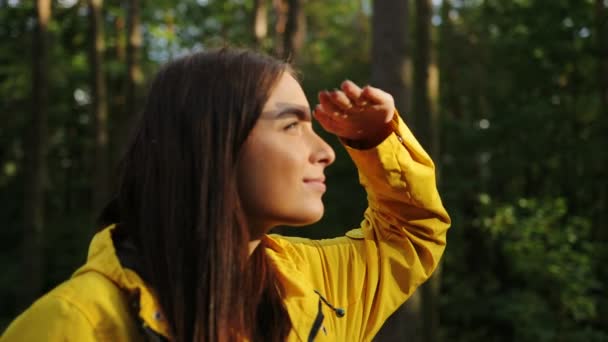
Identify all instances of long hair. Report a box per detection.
[101,49,292,341]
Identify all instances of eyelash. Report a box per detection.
[285,121,299,130]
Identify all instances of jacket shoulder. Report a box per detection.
[2,272,140,341]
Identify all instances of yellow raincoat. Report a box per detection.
[1,114,450,341]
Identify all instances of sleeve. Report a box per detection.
[280,112,451,340]
[1,295,97,342]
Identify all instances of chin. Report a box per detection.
[285,206,325,227]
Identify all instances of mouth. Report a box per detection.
[303,177,327,192]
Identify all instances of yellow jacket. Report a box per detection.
[1,114,450,341]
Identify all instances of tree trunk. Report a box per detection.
[371,0,412,116]
[22,0,51,308]
[413,0,443,341]
[438,0,463,120]
[273,0,306,61]
[421,265,442,342]
[253,0,268,48]
[273,0,287,57]
[108,12,125,168]
[124,0,142,142]
[115,15,126,62]
[371,1,418,340]
[413,0,432,150]
[595,0,608,329]
[89,0,109,214]
[283,0,305,61]
[597,0,608,116]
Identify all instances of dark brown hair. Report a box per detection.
[101,48,292,341]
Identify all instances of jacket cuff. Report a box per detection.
[340,110,401,150]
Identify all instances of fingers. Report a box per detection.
[318,91,347,117]
[329,90,353,111]
[341,80,393,109]
[319,80,384,112]
[341,80,363,103]
[313,104,342,135]
[361,86,393,107]
[315,81,396,136]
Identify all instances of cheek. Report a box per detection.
[238,137,303,208]
[254,146,301,190]
[237,136,325,228]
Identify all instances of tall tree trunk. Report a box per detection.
[283,0,305,60]
[22,0,51,308]
[273,0,306,61]
[273,0,287,57]
[109,13,125,168]
[413,0,432,150]
[438,0,462,120]
[371,0,412,116]
[594,0,607,232]
[89,0,109,214]
[413,1,442,342]
[124,0,142,142]
[597,0,608,116]
[371,0,417,340]
[253,0,268,48]
[595,0,608,329]
[414,1,443,342]
[115,15,126,62]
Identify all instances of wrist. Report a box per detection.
[341,111,398,150]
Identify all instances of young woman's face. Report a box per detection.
[238,73,335,234]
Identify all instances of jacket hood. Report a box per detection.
[71,225,335,341]
[72,225,173,339]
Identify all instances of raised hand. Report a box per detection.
[314,80,396,145]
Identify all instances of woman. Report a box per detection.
[2,48,450,341]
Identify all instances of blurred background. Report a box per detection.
[1,0,606,340]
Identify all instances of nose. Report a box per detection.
[310,131,335,166]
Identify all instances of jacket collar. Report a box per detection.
[72,225,172,340]
[72,226,330,342]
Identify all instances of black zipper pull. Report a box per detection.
[314,290,345,318]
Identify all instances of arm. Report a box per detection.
[278,83,450,340]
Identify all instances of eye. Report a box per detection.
[284,121,300,131]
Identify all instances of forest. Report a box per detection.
[1,0,606,340]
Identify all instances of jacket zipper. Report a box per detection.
[307,291,345,341]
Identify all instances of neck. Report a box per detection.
[246,217,273,256]
[248,239,261,256]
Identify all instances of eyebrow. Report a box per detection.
[272,105,312,121]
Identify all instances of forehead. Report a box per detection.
[261,73,309,118]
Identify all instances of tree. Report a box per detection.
[371,0,412,116]
[123,0,142,150]
[413,0,443,341]
[89,0,109,214]
[413,0,432,150]
[597,0,608,116]
[21,0,51,308]
[273,0,306,60]
[594,0,608,329]
[253,0,268,48]
[2,0,607,338]
[438,0,462,120]
[371,1,418,341]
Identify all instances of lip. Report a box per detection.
[303,177,327,192]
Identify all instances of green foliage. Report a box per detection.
[440,0,608,340]
[483,198,598,336]
[1,0,606,339]
[442,197,605,341]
